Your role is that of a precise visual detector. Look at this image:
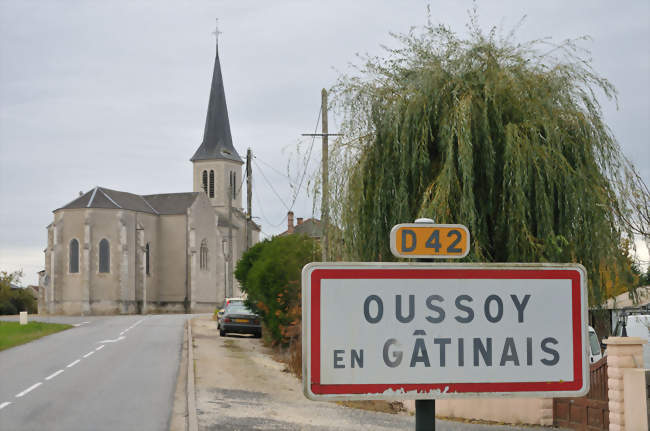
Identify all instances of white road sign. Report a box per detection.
[302,262,589,400]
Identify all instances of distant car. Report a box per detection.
[219,303,261,338]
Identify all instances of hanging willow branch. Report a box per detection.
[326,16,647,305]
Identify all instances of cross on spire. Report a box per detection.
[212,18,221,43]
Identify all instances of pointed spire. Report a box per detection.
[191,28,242,163]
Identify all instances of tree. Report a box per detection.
[235,235,320,345]
[327,13,647,307]
[0,270,37,315]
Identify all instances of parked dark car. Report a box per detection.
[219,304,262,338]
[217,298,245,329]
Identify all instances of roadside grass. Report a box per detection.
[0,321,72,351]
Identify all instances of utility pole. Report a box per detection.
[302,88,341,262]
[246,148,252,250]
[321,89,328,262]
[228,179,233,297]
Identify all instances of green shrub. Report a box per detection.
[0,270,37,315]
[0,301,17,315]
[235,235,319,345]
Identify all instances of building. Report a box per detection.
[589,286,650,336]
[40,41,259,315]
[279,211,322,239]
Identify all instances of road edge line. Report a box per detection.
[187,319,198,431]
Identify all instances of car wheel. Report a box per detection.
[220,328,226,337]
[254,330,262,339]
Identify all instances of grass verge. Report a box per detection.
[0,321,72,351]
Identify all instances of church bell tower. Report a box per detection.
[191,39,243,211]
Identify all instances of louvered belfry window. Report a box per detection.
[229,171,237,199]
[209,170,215,198]
[99,239,110,273]
[202,170,208,194]
[69,239,79,273]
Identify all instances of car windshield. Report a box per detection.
[227,305,251,314]
[589,331,601,356]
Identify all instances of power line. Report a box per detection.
[253,158,290,210]
[289,104,321,212]
[248,103,322,228]
[254,156,291,180]
[253,177,289,228]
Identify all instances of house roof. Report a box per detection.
[279,218,322,238]
[57,187,199,216]
[190,42,242,163]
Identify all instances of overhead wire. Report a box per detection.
[248,102,322,228]
[253,158,290,211]
[254,156,291,180]
[253,176,289,228]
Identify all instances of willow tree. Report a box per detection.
[327,17,647,307]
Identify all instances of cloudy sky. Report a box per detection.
[1,0,648,286]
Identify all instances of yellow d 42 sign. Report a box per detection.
[390,224,470,258]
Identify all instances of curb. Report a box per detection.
[187,320,198,431]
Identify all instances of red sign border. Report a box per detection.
[304,265,587,399]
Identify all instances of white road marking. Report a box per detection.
[96,345,105,351]
[0,402,11,410]
[119,318,144,335]
[45,370,64,381]
[66,359,81,368]
[15,382,42,398]
[98,335,125,343]
[83,351,95,358]
[72,321,90,327]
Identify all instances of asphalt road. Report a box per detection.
[0,314,187,431]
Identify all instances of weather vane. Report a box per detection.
[212,18,221,42]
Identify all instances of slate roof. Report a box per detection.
[57,187,199,216]
[294,218,322,238]
[190,43,242,163]
[279,218,322,238]
[142,193,200,215]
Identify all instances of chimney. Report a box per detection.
[297,217,304,225]
[287,211,294,233]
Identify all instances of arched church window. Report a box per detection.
[202,170,208,194]
[69,239,79,273]
[209,170,215,198]
[99,239,110,273]
[145,243,150,275]
[200,239,208,270]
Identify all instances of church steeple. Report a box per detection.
[191,38,242,163]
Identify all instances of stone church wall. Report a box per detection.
[153,214,188,312]
[57,209,86,314]
[188,193,222,312]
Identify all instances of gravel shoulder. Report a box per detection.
[191,316,555,431]
[192,316,415,431]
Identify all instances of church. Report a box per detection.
[40,41,260,315]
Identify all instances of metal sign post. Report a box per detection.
[413,218,436,431]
